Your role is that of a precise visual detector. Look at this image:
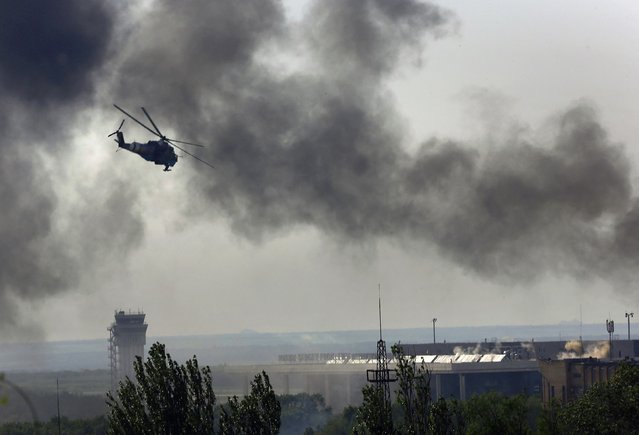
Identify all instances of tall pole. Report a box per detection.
[378,284,382,342]
[432,318,437,344]
[606,319,615,360]
[365,283,394,432]
[57,377,61,435]
[626,312,634,340]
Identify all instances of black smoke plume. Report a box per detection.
[0,0,143,337]
[110,0,639,287]
[3,0,638,337]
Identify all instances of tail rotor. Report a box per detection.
[108,119,126,150]
[108,119,125,139]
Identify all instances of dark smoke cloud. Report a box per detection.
[112,0,453,237]
[305,0,453,80]
[10,0,637,337]
[113,0,285,118]
[0,0,143,337]
[0,0,114,105]
[422,105,632,281]
[110,0,639,287]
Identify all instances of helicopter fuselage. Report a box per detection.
[110,105,214,171]
[116,132,177,171]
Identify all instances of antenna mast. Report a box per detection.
[579,304,583,355]
[378,284,382,342]
[366,284,395,432]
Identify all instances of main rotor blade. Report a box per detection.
[141,107,164,138]
[166,138,205,148]
[113,104,160,138]
[168,140,215,169]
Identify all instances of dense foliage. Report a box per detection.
[324,359,639,434]
[0,416,107,435]
[392,344,432,434]
[219,371,281,435]
[552,362,639,435]
[106,342,216,434]
[0,374,6,407]
[355,344,434,434]
[106,342,280,435]
[4,354,639,434]
[309,406,358,435]
[279,393,332,434]
[463,392,534,435]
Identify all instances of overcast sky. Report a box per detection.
[2,0,639,342]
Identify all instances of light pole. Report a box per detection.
[626,312,634,340]
[432,318,437,344]
[606,319,615,359]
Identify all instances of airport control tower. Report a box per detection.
[108,310,148,391]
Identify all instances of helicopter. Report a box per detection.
[108,104,214,171]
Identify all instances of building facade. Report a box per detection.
[538,358,623,404]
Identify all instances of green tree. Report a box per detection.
[463,392,531,435]
[0,416,107,435]
[313,406,357,435]
[219,371,280,435]
[106,342,216,434]
[537,398,561,435]
[555,362,639,435]
[279,393,332,434]
[392,344,431,434]
[0,373,6,407]
[429,398,465,435]
[354,383,394,434]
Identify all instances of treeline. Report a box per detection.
[0,390,105,423]
[0,416,107,435]
[2,343,639,434]
[0,394,331,435]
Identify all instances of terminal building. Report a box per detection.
[218,339,639,410]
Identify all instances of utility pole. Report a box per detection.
[57,377,61,435]
[432,318,437,344]
[606,319,615,359]
[626,312,634,340]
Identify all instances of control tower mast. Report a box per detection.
[107,310,148,391]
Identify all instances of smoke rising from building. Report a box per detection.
[557,340,610,359]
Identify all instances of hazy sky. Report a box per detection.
[3,0,639,342]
